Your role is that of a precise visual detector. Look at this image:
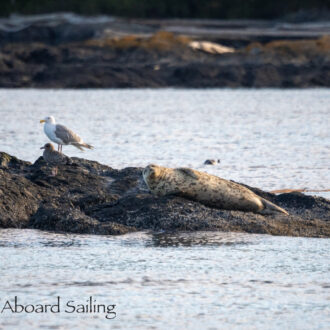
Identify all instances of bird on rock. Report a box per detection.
[40,143,72,176]
[40,116,93,152]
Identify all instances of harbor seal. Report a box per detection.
[204,159,220,165]
[143,164,289,215]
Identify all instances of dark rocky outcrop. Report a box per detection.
[1,14,330,88]
[1,39,330,88]
[0,151,329,237]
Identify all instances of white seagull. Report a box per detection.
[40,116,93,152]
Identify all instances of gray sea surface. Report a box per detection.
[0,89,329,329]
[0,229,329,329]
[1,88,329,193]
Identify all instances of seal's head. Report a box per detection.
[143,164,172,195]
[143,164,160,184]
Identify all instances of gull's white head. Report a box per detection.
[40,116,55,124]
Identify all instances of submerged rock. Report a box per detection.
[0,151,329,237]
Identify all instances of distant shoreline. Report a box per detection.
[1,14,330,88]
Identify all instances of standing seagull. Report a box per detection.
[40,116,93,152]
[40,143,72,176]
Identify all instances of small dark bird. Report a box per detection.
[40,143,72,176]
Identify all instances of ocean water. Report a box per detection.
[0,89,329,329]
[0,230,329,329]
[0,89,329,193]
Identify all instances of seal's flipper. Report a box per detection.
[260,197,289,215]
[177,168,200,179]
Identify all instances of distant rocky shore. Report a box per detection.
[0,14,330,88]
[1,151,329,237]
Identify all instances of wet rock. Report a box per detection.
[0,152,329,237]
[30,203,133,235]
[0,151,30,171]
[0,14,100,46]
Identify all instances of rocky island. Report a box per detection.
[1,14,330,88]
[1,151,329,237]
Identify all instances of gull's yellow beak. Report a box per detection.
[40,119,45,123]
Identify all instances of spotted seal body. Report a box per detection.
[143,164,288,215]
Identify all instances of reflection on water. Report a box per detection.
[0,229,329,329]
[148,231,254,247]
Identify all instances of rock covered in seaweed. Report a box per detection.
[0,151,329,237]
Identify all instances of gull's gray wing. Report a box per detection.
[55,124,82,144]
[52,152,71,165]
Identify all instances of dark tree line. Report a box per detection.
[1,0,330,18]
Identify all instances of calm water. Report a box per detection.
[0,89,329,329]
[0,229,329,329]
[1,89,329,192]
